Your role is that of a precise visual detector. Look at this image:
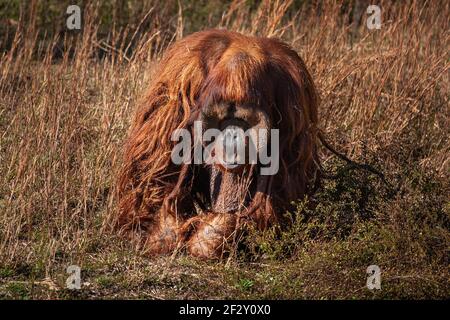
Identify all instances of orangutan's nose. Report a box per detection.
[217,125,247,169]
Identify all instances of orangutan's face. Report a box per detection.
[196,101,271,214]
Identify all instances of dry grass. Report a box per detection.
[0,0,449,299]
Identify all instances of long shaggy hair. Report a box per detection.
[116,29,320,258]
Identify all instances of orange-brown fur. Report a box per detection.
[116,29,320,258]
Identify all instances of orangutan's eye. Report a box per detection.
[219,117,249,131]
